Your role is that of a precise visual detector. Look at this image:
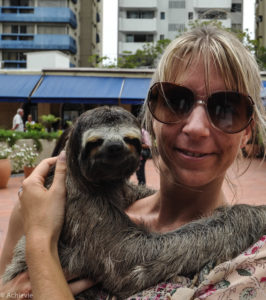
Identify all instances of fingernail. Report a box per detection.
[58,150,66,162]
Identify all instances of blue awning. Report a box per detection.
[31,75,124,104]
[120,78,151,104]
[0,74,41,102]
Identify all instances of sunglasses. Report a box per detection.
[147,82,254,134]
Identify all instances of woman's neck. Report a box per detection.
[152,174,228,232]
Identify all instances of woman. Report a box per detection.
[1,25,266,299]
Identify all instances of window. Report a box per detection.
[168,23,185,32]
[126,34,154,43]
[11,25,27,33]
[169,1,185,9]
[3,51,26,61]
[188,12,193,20]
[231,24,242,30]
[96,12,100,22]
[96,33,100,43]
[19,35,33,40]
[160,34,165,40]
[160,12,165,19]
[258,15,263,22]
[126,11,154,19]
[231,3,242,12]
[10,0,30,6]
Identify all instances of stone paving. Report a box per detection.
[0,158,265,253]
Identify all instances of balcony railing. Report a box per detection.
[119,18,157,32]
[0,7,77,28]
[119,0,157,9]
[193,0,232,10]
[0,34,77,54]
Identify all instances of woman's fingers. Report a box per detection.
[50,151,67,198]
[69,278,94,296]
[22,156,58,191]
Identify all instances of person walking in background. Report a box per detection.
[136,128,151,185]
[12,108,24,132]
[25,114,35,126]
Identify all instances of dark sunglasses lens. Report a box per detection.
[148,83,194,123]
[207,92,253,133]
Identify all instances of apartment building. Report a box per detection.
[118,0,243,56]
[0,0,102,68]
[256,0,266,48]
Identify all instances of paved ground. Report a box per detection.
[0,158,265,253]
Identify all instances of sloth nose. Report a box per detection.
[107,142,124,154]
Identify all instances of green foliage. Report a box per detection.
[40,114,61,131]
[0,129,60,149]
[25,122,45,132]
[88,39,171,69]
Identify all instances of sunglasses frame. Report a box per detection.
[147,82,254,134]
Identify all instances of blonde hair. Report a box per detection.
[142,25,266,162]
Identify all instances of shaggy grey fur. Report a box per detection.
[3,106,266,299]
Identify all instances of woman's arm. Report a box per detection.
[0,152,93,299]
[0,201,24,276]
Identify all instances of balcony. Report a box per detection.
[119,41,147,55]
[119,0,157,9]
[193,0,232,10]
[0,34,77,54]
[0,7,77,28]
[119,18,157,32]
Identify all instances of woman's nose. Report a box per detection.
[182,105,211,138]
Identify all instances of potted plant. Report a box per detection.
[0,144,12,188]
[40,114,61,132]
[10,144,39,177]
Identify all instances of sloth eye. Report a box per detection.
[84,138,104,153]
[123,137,142,153]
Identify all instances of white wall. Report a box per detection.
[26,51,70,70]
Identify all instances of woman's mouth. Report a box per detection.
[177,148,209,158]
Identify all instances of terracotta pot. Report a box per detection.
[0,159,11,189]
[24,166,35,178]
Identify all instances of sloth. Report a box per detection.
[3,106,266,299]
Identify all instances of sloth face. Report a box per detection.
[79,125,142,182]
[66,106,143,186]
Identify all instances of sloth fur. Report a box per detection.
[3,106,266,299]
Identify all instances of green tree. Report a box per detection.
[89,39,171,69]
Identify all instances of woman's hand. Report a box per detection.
[19,151,67,244]
[16,152,94,299]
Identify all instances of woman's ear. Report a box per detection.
[240,121,254,149]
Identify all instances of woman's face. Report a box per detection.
[153,59,252,187]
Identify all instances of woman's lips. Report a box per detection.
[176,148,214,158]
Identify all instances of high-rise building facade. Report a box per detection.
[118,0,243,56]
[256,0,266,48]
[0,0,102,68]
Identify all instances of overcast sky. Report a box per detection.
[102,0,256,62]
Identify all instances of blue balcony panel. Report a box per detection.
[0,7,77,28]
[0,34,77,54]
